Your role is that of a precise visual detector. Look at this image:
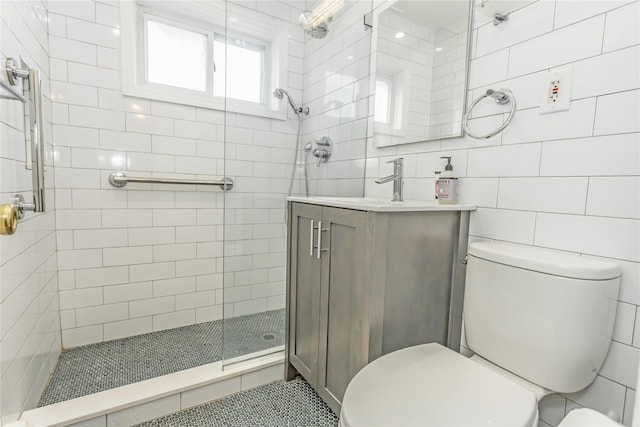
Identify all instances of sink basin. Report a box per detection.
[287,196,476,212]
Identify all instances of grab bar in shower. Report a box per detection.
[0,58,47,236]
[27,66,47,213]
[0,78,27,102]
[108,172,234,191]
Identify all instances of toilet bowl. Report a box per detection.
[339,242,621,427]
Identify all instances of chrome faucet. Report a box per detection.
[375,157,404,202]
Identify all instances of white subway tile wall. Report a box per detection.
[303,0,371,196]
[1,0,638,423]
[0,1,60,424]
[365,1,639,425]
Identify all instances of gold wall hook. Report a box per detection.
[0,203,18,235]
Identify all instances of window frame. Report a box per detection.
[141,12,215,96]
[120,1,288,120]
[216,32,268,106]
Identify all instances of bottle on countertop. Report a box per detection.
[435,156,457,204]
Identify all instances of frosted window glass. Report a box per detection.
[214,39,263,103]
[375,78,391,123]
[147,19,207,92]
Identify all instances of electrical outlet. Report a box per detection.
[539,67,572,114]
[548,79,560,103]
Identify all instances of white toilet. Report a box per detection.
[339,241,621,427]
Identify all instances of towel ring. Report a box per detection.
[463,88,516,139]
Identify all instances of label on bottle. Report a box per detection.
[437,178,458,204]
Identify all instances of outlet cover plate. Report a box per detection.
[539,67,573,114]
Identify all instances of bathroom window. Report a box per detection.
[142,14,264,103]
[121,2,286,118]
[213,36,265,103]
[144,17,210,92]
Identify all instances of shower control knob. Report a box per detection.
[310,136,332,166]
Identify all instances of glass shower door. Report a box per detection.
[221,0,372,366]
[220,1,295,364]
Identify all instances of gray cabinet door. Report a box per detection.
[317,207,369,414]
[287,203,322,388]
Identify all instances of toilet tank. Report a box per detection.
[463,242,620,394]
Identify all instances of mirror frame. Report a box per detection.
[369,0,474,147]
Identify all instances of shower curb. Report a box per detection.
[20,352,284,427]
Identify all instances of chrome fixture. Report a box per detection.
[299,12,331,38]
[273,88,310,199]
[299,0,345,38]
[1,57,29,101]
[363,12,373,30]
[273,88,309,118]
[0,57,46,236]
[108,172,234,190]
[474,0,536,25]
[375,157,404,202]
[0,60,27,102]
[304,141,313,152]
[310,136,332,167]
[463,88,516,140]
[309,219,329,259]
[492,13,509,24]
[486,89,511,104]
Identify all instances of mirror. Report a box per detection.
[372,0,473,147]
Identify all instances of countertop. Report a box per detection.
[287,196,477,212]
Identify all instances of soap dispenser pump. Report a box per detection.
[436,156,458,204]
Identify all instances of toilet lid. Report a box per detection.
[340,343,538,427]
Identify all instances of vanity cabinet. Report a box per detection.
[285,198,473,414]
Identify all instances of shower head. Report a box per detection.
[273,88,309,118]
[299,11,331,39]
[273,88,286,101]
[299,0,344,39]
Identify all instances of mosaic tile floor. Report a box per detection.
[38,309,285,406]
[135,377,339,427]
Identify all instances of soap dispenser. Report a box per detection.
[436,156,458,204]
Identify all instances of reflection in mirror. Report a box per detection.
[372,0,472,147]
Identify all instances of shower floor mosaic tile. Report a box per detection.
[134,376,339,427]
[38,309,285,406]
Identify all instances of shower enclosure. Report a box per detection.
[221,0,372,365]
[13,0,372,411]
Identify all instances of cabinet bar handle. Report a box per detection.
[310,220,315,256]
[317,221,322,259]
